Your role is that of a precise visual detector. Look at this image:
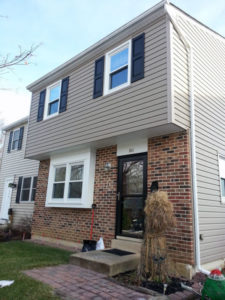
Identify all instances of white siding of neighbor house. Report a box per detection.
[0,122,39,225]
[171,6,225,264]
[25,9,171,159]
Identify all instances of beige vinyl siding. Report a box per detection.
[26,14,170,158]
[0,123,39,225]
[172,8,225,264]
[172,27,189,128]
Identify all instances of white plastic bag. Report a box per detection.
[0,280,14,288]
[96,237,105,250]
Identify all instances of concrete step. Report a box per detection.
[111,237,143,253]
[70,249,140,276]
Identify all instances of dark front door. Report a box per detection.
[116,153,147,238]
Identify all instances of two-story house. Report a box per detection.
[25,1,225,278]
[0,117,39,226]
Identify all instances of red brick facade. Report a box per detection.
[32,146,117,248]
[32,131,194,266]
[148,131,194,265]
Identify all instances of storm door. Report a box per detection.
[116,153,147,238]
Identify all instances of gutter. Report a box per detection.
[2,116,29,132]
[164,2,210,276]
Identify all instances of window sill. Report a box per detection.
[104,82,130,96]
[45,200,92,209]
[10,149,19,153]
[43,112,59,122]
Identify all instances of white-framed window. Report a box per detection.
[68,164,84,199]
[20,176,37,202]
[44,81,61,119]
[11,129,20,150]
[104,40,131,95]
[46,148,96,208]
[51,163,84,201]
[52,165,66,199]
[219,156,225,203]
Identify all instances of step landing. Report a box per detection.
[111,237,142,253]
[70,248,140,276]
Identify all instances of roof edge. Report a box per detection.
[27,0,167,91]
[2,116,29,131]
[170,3,225,42]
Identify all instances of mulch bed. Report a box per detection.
[142,277,192,295]
[114,270,200,296]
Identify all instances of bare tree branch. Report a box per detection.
[0,44,40,73]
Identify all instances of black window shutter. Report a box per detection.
[131,33,145,83]
[7,131,13,153]
[37,89,46,122]
[93,56,104,99]
[59,77,69,113]
[16,177,23,203]
[17,126,24,150]
[32,176,38,201]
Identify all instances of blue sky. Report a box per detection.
[1,0,225,125]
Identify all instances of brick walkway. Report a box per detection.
[24,264,152,300]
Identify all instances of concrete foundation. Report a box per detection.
[70,249,140,276]
[31,235,82,251]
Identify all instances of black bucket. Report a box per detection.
[82,240,97,252]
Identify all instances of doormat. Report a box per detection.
[103,248,134,256]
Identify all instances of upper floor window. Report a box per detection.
[12,129,20,150]
[104,41,131,95]
[37,77,69,122]
[93,33,145,99]
[7,126,24,153]
[45,81,61,118]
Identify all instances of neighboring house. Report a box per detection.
[0,117,39,225]
[25,1,225,277]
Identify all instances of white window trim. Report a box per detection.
[218,155,225,204]
[20,176,36,203]
[43,80,62,120]
[46,148,96,208]
[11,127,20,152]
[104,40,131,96]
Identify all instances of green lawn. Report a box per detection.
[0,241,72,300]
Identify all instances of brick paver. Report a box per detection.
[24,264,201,299]
[23,264,152,300]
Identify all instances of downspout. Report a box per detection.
[164,2,210,275]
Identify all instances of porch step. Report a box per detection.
[111,237,143,253]
[70,249,140,276]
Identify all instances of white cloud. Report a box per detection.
[0,90,31,126]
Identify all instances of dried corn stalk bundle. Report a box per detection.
[138,191,176,282]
